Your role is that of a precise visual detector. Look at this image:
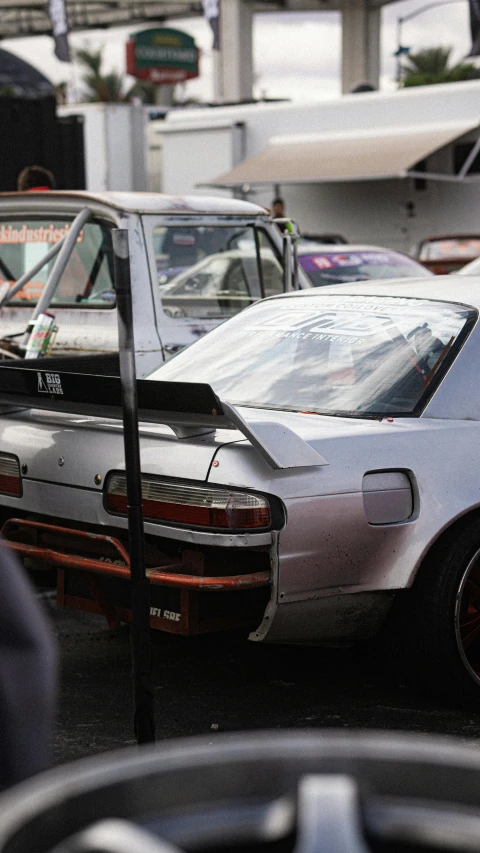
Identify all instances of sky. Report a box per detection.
[0,0,473,103]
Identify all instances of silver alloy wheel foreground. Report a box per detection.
[454,547,480,687]
[6,732,480,853]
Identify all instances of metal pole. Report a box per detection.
[282,232,293,292]
[396,17,403,87]
[113,229,155,745]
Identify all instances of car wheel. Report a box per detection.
[406,518,480,703]
[4,731,480,853]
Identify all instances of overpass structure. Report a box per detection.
[0,0,395,99]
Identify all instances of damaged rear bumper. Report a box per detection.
[1,517,273,636]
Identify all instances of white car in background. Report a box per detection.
[159,249,284,320]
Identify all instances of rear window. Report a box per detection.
[419,239,480,261]
[299,250,430,287]
[0,218,115,308]
[151,294,476,418]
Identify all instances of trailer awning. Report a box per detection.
[202,120,479,187]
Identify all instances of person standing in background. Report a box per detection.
[17,166,55,192]
[270,196,286,228]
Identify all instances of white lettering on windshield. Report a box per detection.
[249,310,397,338]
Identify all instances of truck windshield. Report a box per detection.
[150,294,476,417]
[152,225,283,320]
[0,218,115,308]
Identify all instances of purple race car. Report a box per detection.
[298,244,433,287]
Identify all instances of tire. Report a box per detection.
[405,517,480,703]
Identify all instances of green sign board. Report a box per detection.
[126,28,199,84]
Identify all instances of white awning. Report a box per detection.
[202,120,479,187]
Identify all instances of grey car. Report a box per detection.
[0,275,480,701]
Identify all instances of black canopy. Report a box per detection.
[0,48,53,98]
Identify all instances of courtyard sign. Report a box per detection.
[126,28,200,84]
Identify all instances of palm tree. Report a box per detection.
[76,47,125,102]
[54,81,68,104]
[127,80,158,104]
[402,46,480,87]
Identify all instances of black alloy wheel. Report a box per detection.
[3,731,480,853]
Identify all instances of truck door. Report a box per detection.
[142,217,286,357]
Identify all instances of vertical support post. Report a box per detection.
[214,0,253,103]
[283,232,293,293]
[113,229,155,745]
[396,17,403,87]
[341,0,380,93]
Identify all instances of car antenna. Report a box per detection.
[113,229,156,745]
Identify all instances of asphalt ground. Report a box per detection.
[42,590,480,769]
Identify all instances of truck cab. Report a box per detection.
[0,191,309,377]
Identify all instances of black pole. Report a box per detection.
[113,229,155,744]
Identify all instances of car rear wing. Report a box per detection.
[0,365,327,470]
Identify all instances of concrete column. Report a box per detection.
[213,0,253,103]
[341,0,380,94]
[155,85,175,106]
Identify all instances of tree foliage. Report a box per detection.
[402,46,480,87]
[76,47,125,102]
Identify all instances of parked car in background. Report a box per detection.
[3,276,480,702]
[159,249,284,320]
[456,255,480,275]
[159,242,431,319]
[297,244,433,287]
[414,235,480,274]
[0,191,309,372]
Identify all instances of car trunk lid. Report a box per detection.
[0,410,242,489]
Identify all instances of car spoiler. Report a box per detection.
[0,365,327,470]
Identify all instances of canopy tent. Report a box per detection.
[203,119,480,187]
[0,48,53,98]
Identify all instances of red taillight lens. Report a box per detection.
[0,454,21,496]
[106,475,271,531]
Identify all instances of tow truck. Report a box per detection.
[0,191,307,375]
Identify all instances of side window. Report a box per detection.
[257,232,284,297]
[0,219,115,308]
[262,258,283,297]
[53,224,114,306]
[152,224,275,321]
[223,260,249,294]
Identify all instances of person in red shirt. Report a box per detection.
[17,165,55,192]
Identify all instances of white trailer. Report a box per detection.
[148,80,480,254]
[59,103,148,193]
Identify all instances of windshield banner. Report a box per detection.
[300,252,412,272]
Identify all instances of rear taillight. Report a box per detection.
[105,475,271,531]
[0,454,21,496]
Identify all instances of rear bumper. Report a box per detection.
[1,516,273,637]
[252,590,396,645]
